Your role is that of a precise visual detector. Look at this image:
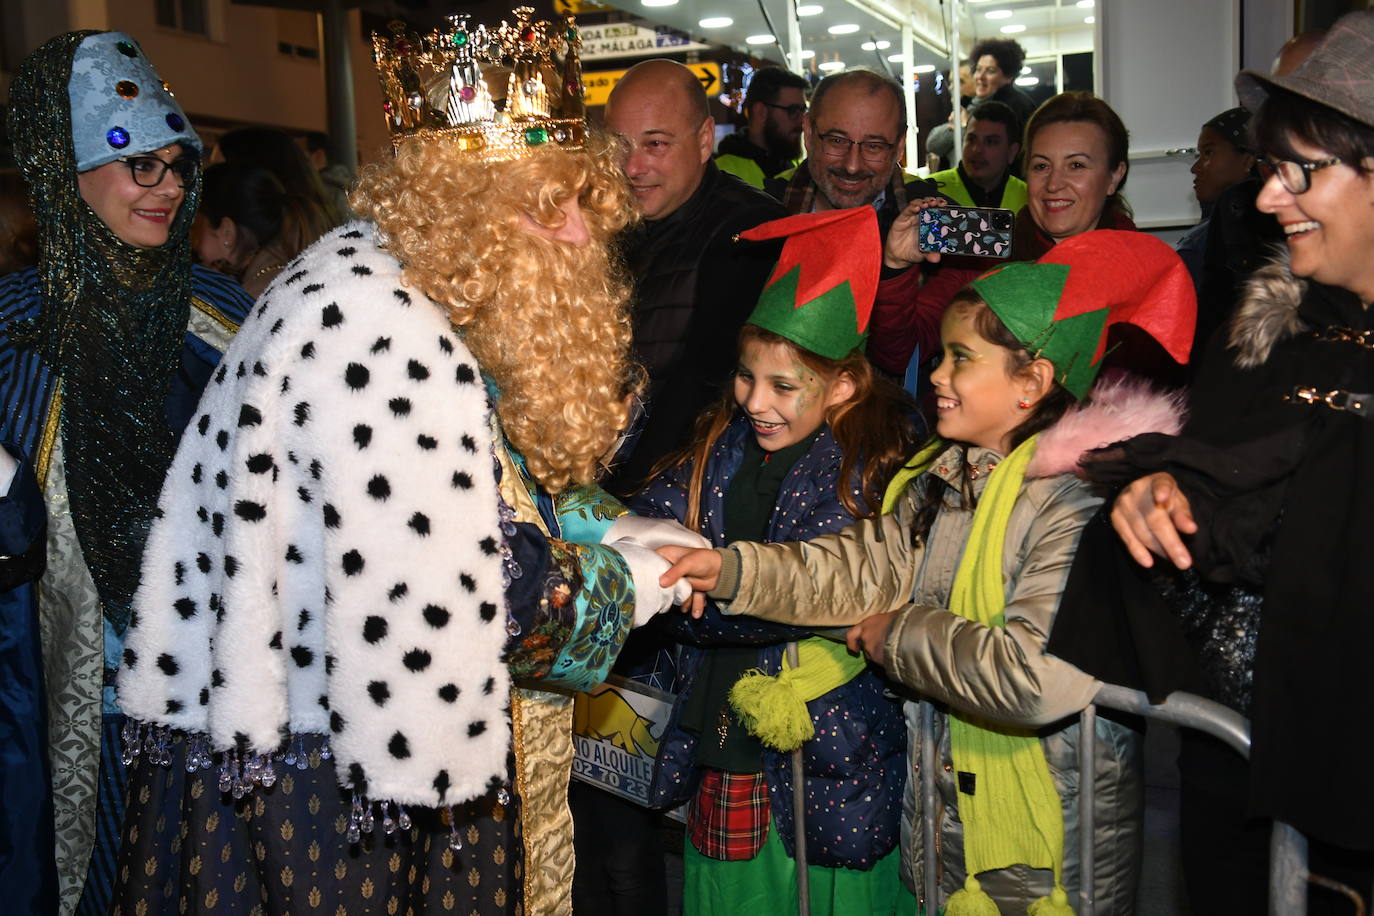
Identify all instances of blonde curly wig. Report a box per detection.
[350,134,639,494]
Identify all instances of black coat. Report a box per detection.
[1050,262,1374,852]
[604,162,784,497]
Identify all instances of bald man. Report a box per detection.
[573,60,783,916]
[600,59,784,496]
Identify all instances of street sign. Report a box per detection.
[577,22,711,61]
[582,61,721,107]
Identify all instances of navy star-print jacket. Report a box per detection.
[628,414,907,869]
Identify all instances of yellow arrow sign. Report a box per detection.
[582,62,721,107]
[554,0,613,13]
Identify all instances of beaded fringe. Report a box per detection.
[120,719,511,851]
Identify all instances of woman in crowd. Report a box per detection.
[112,11,697,915]
[660,230,1195,915]
[1175,108,1259,362]
[213,124,347,228]
[632,208,918,916]
[1051,12,1374,914]
[969,38,1037,141]
[1175,107,1255,287]
[868,93,1145,383]
[194,161,332,297]
[0,30,254,915]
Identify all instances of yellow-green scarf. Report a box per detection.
[729,637,868,752]
[884,436,1074,916]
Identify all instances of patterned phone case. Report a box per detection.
[918,205,1014,258]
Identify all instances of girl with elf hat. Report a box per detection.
[660,229,1197,914]
[627,205,920,915]
[0,31,252,915]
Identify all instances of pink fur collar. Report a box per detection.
[1023,374,1185,479]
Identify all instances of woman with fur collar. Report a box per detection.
[1054,13,1374,913]
[660,230,1195,914]
[111,14,700,914]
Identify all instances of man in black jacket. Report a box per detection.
[601,58,785,498]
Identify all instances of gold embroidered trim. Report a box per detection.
[190,295,241,335]
[36,382,62,487]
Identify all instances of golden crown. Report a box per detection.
[370,7,586,160]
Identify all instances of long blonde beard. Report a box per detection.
[462,232,633,495]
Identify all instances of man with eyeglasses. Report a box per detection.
[767,69,938,235]
[716,66,810,190]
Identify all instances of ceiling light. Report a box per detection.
[828,23,860,34]
[796,4,824,15]
[1085,15,1095,23]
[745,33,776,44]
[641,0,678,7]
[1000,24,1026,33]
[698,16,733,28]
[1020,66,1031,74]
[818,60,847,71]
[985,9,1013,19]
[860,40,891,50]
[913,63,937,73]
[1015,76,1039,87]
[799,49,816,59]
[1077,0,1094,7]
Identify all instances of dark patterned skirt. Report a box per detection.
[111,732,524,915]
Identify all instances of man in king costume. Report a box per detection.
[112,9,700,914]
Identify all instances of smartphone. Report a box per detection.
[917,205,1014,258]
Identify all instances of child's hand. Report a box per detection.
[657,546,721,619]
[846,611,898,666]
[1110,472,1197,569]
[884,197,948,270]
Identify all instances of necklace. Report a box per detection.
[251,262,286,281]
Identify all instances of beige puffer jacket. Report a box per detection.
[713,380,1183,914]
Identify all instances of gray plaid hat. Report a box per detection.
[1236,11,1374,130]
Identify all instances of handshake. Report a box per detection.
[599,515,723,625]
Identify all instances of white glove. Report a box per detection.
[607,540,695,626]
[600,514,711,552]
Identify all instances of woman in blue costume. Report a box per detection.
[111,10,699,916]
[0,31,253,915]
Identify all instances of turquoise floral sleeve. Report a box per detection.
[541,541,637,692]
[552,482,626,544]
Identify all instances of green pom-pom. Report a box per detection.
[1027,885,1075,915]
[945,875,1001,916]
[728,669,814,751]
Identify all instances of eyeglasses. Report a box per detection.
[119,154,200,189]
[1258,155,1342,194]
[763,102,807,119]
[816,132,897,163]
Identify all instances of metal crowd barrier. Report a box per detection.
[914,685,1312,916]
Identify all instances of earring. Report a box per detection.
[1017,398,1031,409]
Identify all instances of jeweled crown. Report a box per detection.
[370,7,586,160]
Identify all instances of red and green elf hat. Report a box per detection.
[969,229,1196,399]
[737,206,881,361]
